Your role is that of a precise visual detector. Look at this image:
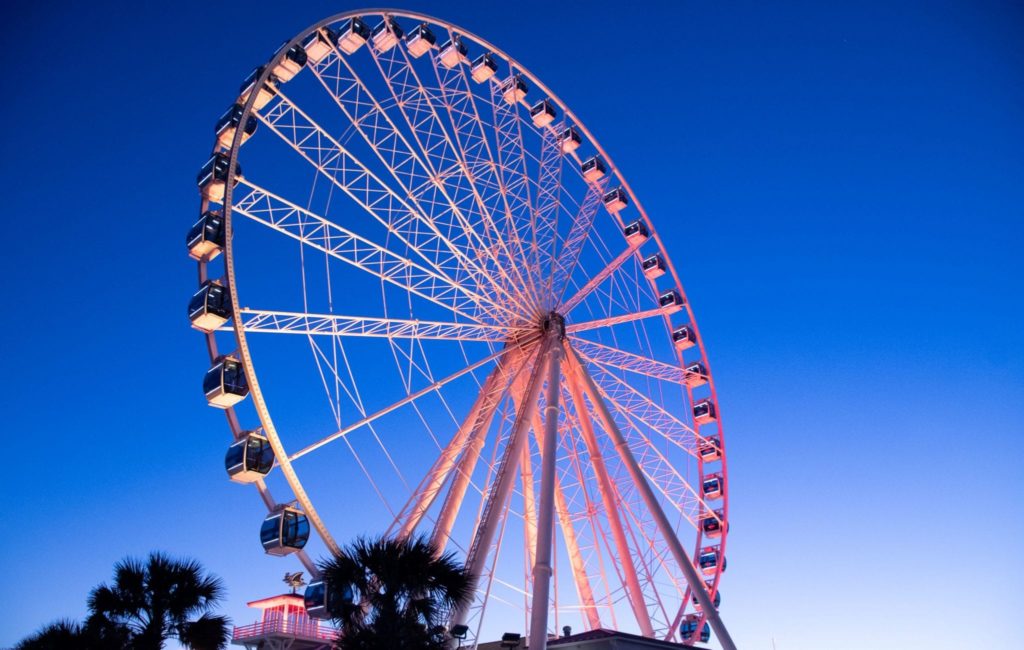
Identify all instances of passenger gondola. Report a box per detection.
[270,42,308,83]
[680,616,710,642]
[558,126,581,153]
[701,473,723,499]
[189,280,232,333]
[698,435,722,462]
[471,53,498,83]
[672,325,697,350]
[371,17,404,53]
[304,579,353,620]
[700,509,726,538]
[215,104,258,150]
[501,75,528,105]
[225,431,275,483]
[197,153,243,204]
[530,99,556,127]
[658,289,684,314]
[698,547,720,575]
[260,507,310,555]
[693,589,722,610]
[438,35,468,68]
[623,219,649,245]
[337,17,372,54]
[642,254,665,279]
[693,398,716,424]
[581,156,606,182]
[603,187,628,212]
[684,360,707,388]
[186,210,225,261]
[302,27,337,63]
[204,354,249,409]
[238,66,279,111]
[406,23,437,58]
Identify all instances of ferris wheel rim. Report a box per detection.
[206,7,731,642]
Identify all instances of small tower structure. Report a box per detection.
[231,593,337,650]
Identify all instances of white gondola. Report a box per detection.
[698,547,720,575]
[189,280,232,333]
[270,42,308,83]
[581,156,606,183]
[700,509,726,539]
[672,325,697,350]
[438,35,468,68]
[215,104,257,150]
[530,99,556,127]
[658,289,684,314]
[559,126,581,153]
[701,473,723,500]
[698,435,721,462]
[197,153,243,204]
[471,53,498,82]
[641,254,665,279]
[260,507,310,556]
[337,17,372,54]
[371,18,404,53]
[603,187,628,212]
[186,210,225,261]
[684,360,707,387]
[204,354,249,409]
[501,74,528,104]
[406,22,437,58]
[623,219,649,245]
[302,27,337,63]
[238,66,279,111]
[693,398,717,424]
[225,431,275,483]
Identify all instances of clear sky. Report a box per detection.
[1,1,1022,649]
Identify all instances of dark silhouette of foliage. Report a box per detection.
[15,552,229,650]
[320,535,473,650]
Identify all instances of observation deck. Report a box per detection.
[231,593,337,650]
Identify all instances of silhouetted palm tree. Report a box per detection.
[87,552,230,650]
[14,617,127,650]
[320,535,473,650]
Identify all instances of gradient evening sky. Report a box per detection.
[1,1,1021,648]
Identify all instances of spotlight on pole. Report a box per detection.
[450,624,469,649]
[500,632,522,648]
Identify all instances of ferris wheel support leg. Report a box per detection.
[454,337,552,629]
[565,342,739,650]
[564,357,656,638]
[527,337,563,650]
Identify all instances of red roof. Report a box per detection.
[246,593,306,609]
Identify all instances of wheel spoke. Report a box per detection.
[570,338,686,384]
[566,307,669,336]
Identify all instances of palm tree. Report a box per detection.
[14,618,127,650]
[320,535,473,650]
[86,552,230,650]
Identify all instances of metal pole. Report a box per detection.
[565,342,739,650]
[528,331,563,650]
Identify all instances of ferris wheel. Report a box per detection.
[188,10,735,650]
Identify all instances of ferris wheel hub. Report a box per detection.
[541,311,566,340]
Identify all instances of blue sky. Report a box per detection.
[1,1,1022,649]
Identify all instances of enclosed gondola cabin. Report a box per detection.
[623,219,649,245]
[204,355,249,409]
[698,547,720,575]
[338,17,372,54]
[471,53,498,82]
[260,507,310,556]
[304,579,353,620]
[641,254,665,279]
[438,36,468,68]
[270,42,308,83]
[215,104,258,150]
[658,289,684,314]
[672,325,697,350]
[702,473,723,499]
[698,435,722,462]
[680,616,710,643]
[603,187,628,213]
[684,360,707,388]
[581,156,606,183]
[700,509,726,538]
[197,153,243,204]
[238,66,279,111]
[186,210,225,261]
[406,23,437,58]
[530,99,556,127]
[693,589,722,610]
[501,75,528,104]
[371,18,404,53]
[693,398,716,424]
[559,126,582,153]
[303,27,338,63]
[225,432,275,483]
[189,280,232,333]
